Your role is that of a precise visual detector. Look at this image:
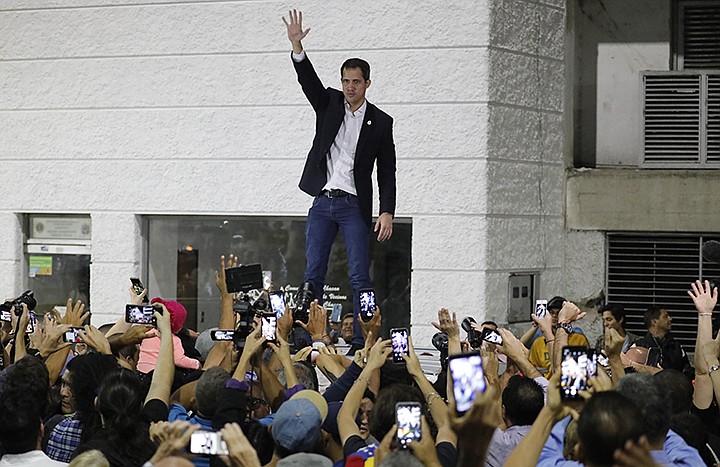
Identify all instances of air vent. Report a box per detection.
[607,233,720,352]
[678,2,720,70]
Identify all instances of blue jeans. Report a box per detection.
[304,194,371,345]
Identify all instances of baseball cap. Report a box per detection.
[272,391,328,453]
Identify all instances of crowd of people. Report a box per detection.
[1,255,720,467]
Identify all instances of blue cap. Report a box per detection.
[272,398,322,453]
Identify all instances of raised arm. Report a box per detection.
[432,308,462,356]
[688,279,717,409]
[203,255,238,369]
[145,304,174,406]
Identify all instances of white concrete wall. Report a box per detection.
[0,0,567,335]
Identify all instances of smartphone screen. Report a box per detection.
[480,328,503,345]
[395,402,422,448]
[449,351,486,415]
[261,313,277,342]
[331,303,343,323]
[534,300,548,319]
[587,349,598,377]
[561,346,590,399]
[0,309,10,322]
[63,327,84,343]
[125,304,156,325]
[269,291,286,317]
[189,431,228,456]
[210,330,235,341]
[391,328,409,363]
[359,289,376,322]
[596,352,610,368]
[25,311,36,334]
[130,277,148,303]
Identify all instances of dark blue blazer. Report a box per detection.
[292,54,397,228]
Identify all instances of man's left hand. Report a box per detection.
[374,212,393,242]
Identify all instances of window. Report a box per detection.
[606,233,720,350]
[145,216,412,332]
[673,0,720,70]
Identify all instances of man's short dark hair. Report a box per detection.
[195,367,230,417]
[480,320,498,329]
[501,375,544,426]
[600,303,626,326]
[547,296,566,311]
[369,384,424,440]
[341,313,354,322]
[340,58,370,81]
[577,392,643,466]
[654,369,693,415]
[616,373,672,443]
[643,306,664,329]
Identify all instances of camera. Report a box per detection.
[432,332,449,369]
[0,290,38,316]
[293,281,315,325]
[227,264,266,349]
[461,317,482,349]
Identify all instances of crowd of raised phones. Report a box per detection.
[1,254,720,467]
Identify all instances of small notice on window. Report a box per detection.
[29,255,53,277]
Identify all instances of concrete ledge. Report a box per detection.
[567,168,720,232]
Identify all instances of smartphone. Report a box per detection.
[269,291,286,317]
[359,289,376,322]
[391,328,409,363]
[261,313,277,343]
[225,264,263,294]
[480,328,503,345]
[130,277,149,303]
[25,311,36,334]
[63,327,85,343]
[189,431,228,456]
[448,351,486,415]
[395,402,422,448]
[596,352,610,368]
[0,309,10,322]
[125,304,158,325]
[534,299,548,319]
[560,346,590,399]
[587,350,598,378]
[210,329,235,341]
[331,303,343,323]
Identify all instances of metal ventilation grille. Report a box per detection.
[642,72,720,166]
[643,74,700,164]
[607,234,720,352]
[709,75,720,162]
[678,3,720,70]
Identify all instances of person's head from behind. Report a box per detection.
[654,369,693,415]
[600,304,627,333]
[616,373,672,448]
[65,352,119,419]
[272,391,328,458]
[340,313,354,342]
[4,356,50,414]
[643,306,672,336]
[150,297,186,334]
[0,399,43,454]
[377,449,424,467]
[575,391,643,467]
[369,384,424,441]
[68,449,110,467]
[116,344,141,371]
[339,58,371,110]
[195,366,231,417]
[501,375,544,427]
[97,368,144,431]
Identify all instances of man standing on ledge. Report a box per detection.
[283,10,396,347]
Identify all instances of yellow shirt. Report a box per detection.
[529,333,589,378]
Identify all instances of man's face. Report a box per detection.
[341,67,370,109]
[655,309,672,333]
[60,370,75,414]
[602,311,622,332]
[341,317,354,342]
[549,308,561,327]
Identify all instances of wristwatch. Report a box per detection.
[558,322,573,335]
[709,364,720,375]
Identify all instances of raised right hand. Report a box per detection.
[282,9,311,49]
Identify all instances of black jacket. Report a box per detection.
[292,53,396,228]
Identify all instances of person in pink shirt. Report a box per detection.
[137,297,201,374]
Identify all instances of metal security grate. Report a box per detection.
[677,1,720,70]
[709,75,720,162]
[607,234,720,351]
[642,72,720,167]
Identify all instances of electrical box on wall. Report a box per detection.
[507,273,536,323]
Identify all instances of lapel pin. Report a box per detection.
[367,120,372,125]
